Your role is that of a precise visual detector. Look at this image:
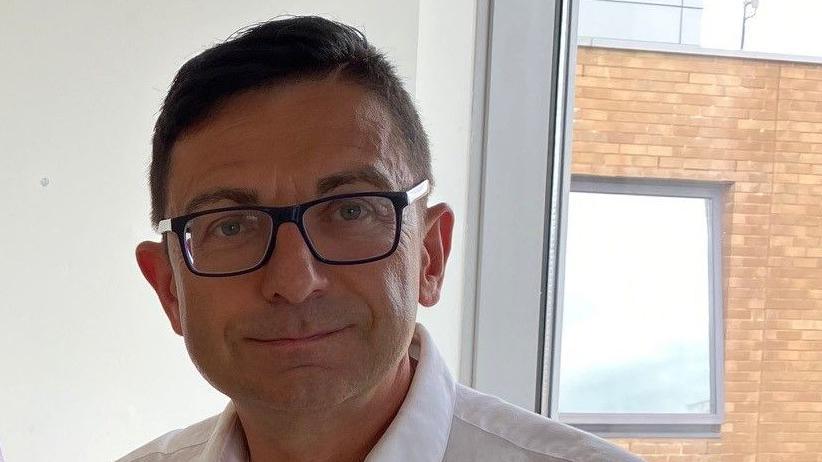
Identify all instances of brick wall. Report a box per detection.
[572,46,822,461]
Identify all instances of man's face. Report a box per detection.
[137,79,452,411]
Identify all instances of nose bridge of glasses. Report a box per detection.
[267,204,310,252]
[268,204,302,226]
[266,205,314,270]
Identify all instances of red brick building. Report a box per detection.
[573,45,822,461]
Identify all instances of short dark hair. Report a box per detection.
[150,16,432,225]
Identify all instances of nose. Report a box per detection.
[259,222,329,304]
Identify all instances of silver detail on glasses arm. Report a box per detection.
[157,219,172,234]
[406,179,430,205]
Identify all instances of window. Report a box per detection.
[578,0,704,46]
[470,0,822,457]
[553,177,725,436]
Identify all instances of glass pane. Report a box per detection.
[613,0,683,5]
[578,0,683,44]
[681,8,702,46]
[303,196,397,261]
[184,210,272,274]
[580,0,822,58]
[558,192,712,414]
[555,0,822,454]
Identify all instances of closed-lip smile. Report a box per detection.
[247,326,350,347]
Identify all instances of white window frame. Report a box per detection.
[461,0,571,411]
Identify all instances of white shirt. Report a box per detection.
[117,324,643,462]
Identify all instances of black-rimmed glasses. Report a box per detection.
[157,180,429,277]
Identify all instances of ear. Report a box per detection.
[136,240,183,336]
[418,203,454,307]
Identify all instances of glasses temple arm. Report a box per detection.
[157,219,172,234]
[406,179,430,204]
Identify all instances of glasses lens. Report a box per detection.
[183,209,273,274]
[303,195,398,262]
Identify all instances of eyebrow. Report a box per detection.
[316,166,395,195]
[184,188,259,214]
[182,166,396,215]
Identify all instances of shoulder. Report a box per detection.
[445,384,644,462]
[115,413,221,462]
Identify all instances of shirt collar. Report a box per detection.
[205,323,456,462]
[197,401,244,461]
[365,323,456,462]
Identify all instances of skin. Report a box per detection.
[135,77,454,462]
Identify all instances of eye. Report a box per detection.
[339,203,363,220]
[204,213,261,238]
[218,221,242,236]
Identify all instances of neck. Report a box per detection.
[235,354,414,462]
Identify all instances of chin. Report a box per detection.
[214,366,364,411]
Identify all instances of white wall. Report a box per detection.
[0,2,476,461]
[414,0,477,388]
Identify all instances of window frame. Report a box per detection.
[466,0,728,438]
[463,0,569,411]
[550,176,727,438]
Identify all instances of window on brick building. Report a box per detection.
[472,0,822,456]
[553,177,726,435]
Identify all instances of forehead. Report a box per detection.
[166,78,409,213]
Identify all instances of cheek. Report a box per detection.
[174,272,237,347]
[175,279,242,380]
[178,286,220,350]
[382,263,416,323]
[380,237,422,323]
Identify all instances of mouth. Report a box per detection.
[247,326,351,348]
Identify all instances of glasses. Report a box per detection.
[157,180,429,277]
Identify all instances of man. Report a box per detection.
[122,16,643,462]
